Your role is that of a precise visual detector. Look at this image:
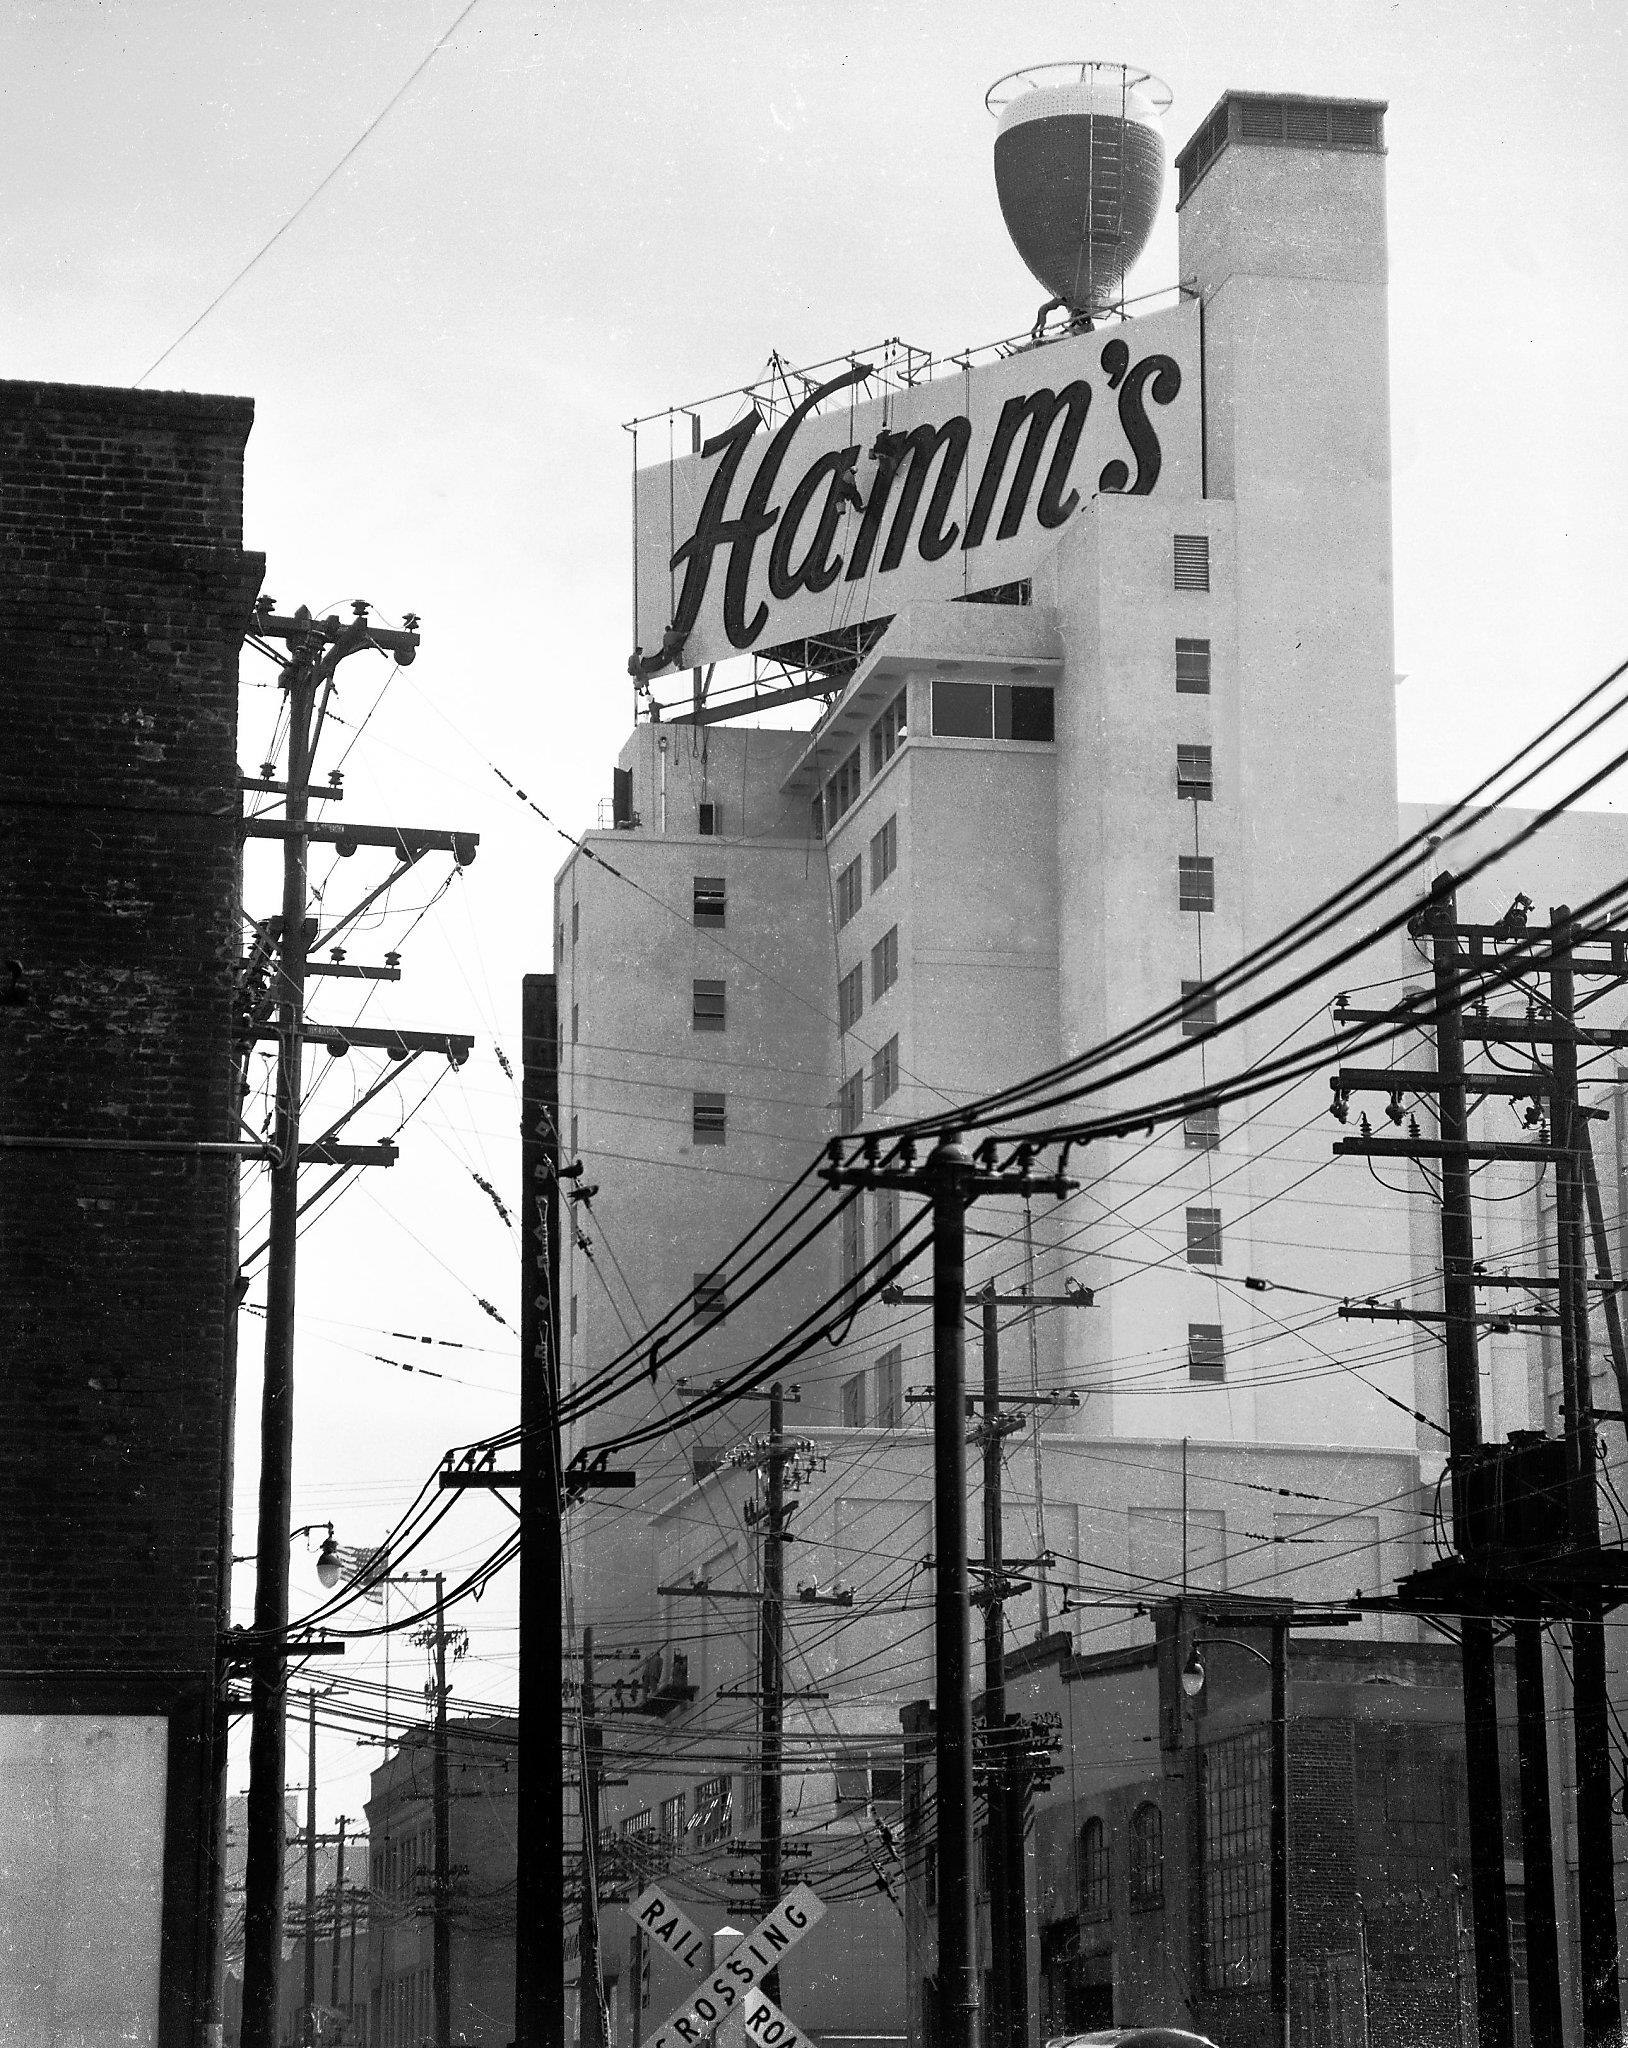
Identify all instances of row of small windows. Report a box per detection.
[813,691,907,839]
[622,1774,734,1853]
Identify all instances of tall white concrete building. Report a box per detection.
[552,86,1628,2045]
[559,89,1422,1631]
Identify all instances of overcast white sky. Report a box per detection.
[7,0,1627,1832]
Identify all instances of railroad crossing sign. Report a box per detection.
[637,1883,826,2048]
[745,1986,815,2048]
[630,1883,710,1974]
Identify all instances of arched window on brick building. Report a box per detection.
[1079,1816,1110,1921]
[1130,1800,1165,1912]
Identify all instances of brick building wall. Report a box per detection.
[0,378,262,2045]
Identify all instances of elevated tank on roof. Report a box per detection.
[987,61,1172,318]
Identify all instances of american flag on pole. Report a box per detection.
[333,1541,389,1603]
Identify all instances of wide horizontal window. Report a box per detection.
[931,679,1054,742]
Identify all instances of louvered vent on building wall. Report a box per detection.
[1174,535,1210,591]
[1176,91,1385,203]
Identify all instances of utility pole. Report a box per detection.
[823,1134,1074,2048]
[977,1290,1015,2048]
[1021,1199,1049,1640]
[1513,1618,1563,2048]
[244,623,320,2048]
[1550,905,1622,2046]
[580,1626,609,2048]
[1332,879,1628,2048]
[433,1572,452,2048]
[443,973,635,2045]
[760,1382,787,2004]
[1424,880,1515,2048]
[519,972,564,2048]
[239,601,475,2048]
[889,1269,1087,2048]
[304,1688,319,2048]
[328,1815,348,2021]
[347,1881,361,2037]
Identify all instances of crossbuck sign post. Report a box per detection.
[629,1882,826,2048]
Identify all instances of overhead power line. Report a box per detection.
[135,0,483,386]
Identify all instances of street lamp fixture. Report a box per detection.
[233,1520,342,1586]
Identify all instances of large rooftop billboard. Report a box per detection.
[631,298,1200,674]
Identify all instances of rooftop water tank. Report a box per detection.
[987,61,1172,318]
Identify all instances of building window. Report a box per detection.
[870,688,908,775]
[1186,1207,1223,1266]
[1181,979,1217,1035]
[571,1002,579,1043]
[870,813,897,891]
[694,1775,732,1848]
[811,792,824,841]
[1202,1729,1271,1990]
[693,1271,727,1324]
[871,925,899,1002]
[692,1091,726,1145]
[930,679,1054,741]
[1130,1801,1165,1912]
[570,1112,579,1154]
[841,1371,867,1428]
[838,963,865,1034]
[1176,637,1212,694]
[874,1185,898,1249]
[836,856,863,930]
[693,979,726,1031]
[1177,744,1214,802]
[572,898,580,942]
[659,1791,687,1851]
[1079,1816,1110,1921]
[1179,855,1215,912]
[1174,534,1211,591]
[1185,1103,1221,1151]
[693,876,726,927]
[826,748,863,828]
[698,801,719,836]
[836,1754,901,1811]
[570,1294,578,1337]
[838,1071,864,1133]
[874,1345,903,1428]
[872,1035,900,1105]
[841,1198,865,1302]
[1189,1323,1226,1382]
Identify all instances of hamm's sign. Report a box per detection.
[632,300,1199,673]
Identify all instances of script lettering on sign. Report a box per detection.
[632,301,1199,673]
[642,1884,827,2048]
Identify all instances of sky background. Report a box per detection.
[7,0,1628,1837]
